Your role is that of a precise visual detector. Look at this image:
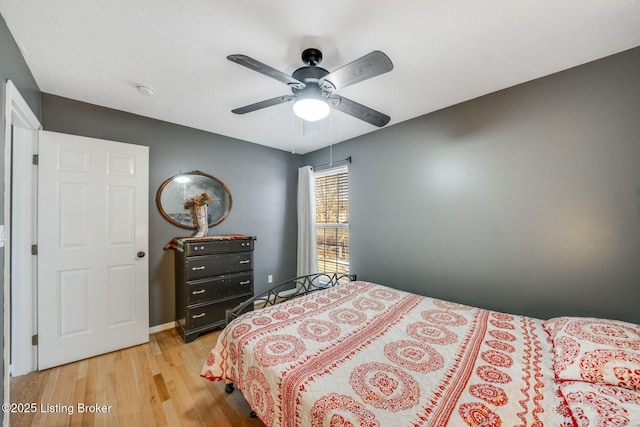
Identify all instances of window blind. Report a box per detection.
[315,165,349,274]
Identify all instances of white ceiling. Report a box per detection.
[2,1,640,154]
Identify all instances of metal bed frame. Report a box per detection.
[224,271,357,326]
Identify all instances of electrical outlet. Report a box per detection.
[268,275,273,283]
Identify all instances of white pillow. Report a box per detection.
[542,317,640,390]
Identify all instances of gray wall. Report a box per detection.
[42,95,301,327]
[1,12,42,415]
[304,46,640,324]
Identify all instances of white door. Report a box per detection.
[37,131,149,370]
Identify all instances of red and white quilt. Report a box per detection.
[201,281,575,426]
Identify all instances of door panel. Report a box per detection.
[108,265,136,326]
[59,183,89,247]
[38,130,149,370]
[107,186,135,245]
[59,269,91,336]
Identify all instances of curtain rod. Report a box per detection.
[312,156,351,172]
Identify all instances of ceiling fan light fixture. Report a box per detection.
[293,98,330,121]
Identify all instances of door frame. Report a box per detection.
[3,80,41,416]
[10,126,38,377]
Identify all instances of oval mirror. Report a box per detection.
[156,171,232,230]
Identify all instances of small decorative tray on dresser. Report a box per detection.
[171,235,255,342]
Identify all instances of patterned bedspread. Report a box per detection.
[201,281,575,426]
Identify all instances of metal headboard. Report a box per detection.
[225,272,356,325]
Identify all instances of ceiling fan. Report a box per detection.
[227,48,393,127]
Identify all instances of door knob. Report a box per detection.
[137,251,146,258]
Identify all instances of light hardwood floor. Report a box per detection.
[10,328,264,427]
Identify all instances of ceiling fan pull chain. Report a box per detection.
[291,110,296,154]
[329,113,333,167]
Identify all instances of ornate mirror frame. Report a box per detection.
[156,170,232,230]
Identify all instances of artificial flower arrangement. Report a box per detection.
[183,192,212,210]
[184,192,213,236]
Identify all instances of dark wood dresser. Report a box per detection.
[173,236,255,342]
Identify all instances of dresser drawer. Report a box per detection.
[187,272,252,305]
[185,252,252,280]
[183,239,254,256]
[186,295,249,329]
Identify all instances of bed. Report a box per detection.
[201,273,640,426]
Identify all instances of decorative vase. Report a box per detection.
[192,205,208,237]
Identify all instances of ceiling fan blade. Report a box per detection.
[321,51,393,91]
[227,54,305,89]
[231,95,293,114]
[331,95,390,127]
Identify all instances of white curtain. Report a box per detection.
[297,166,317,277]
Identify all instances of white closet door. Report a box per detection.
[37,130,149,370]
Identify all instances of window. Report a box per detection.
[315,166,349,274]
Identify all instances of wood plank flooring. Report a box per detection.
[10,328,265,427]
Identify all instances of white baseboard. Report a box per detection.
[149,321,176,334]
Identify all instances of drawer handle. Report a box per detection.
[239,260,250,264]
[239,280,251,285]
[191,266,206,271]
[192,313,206,319]
[192,289,206,295]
